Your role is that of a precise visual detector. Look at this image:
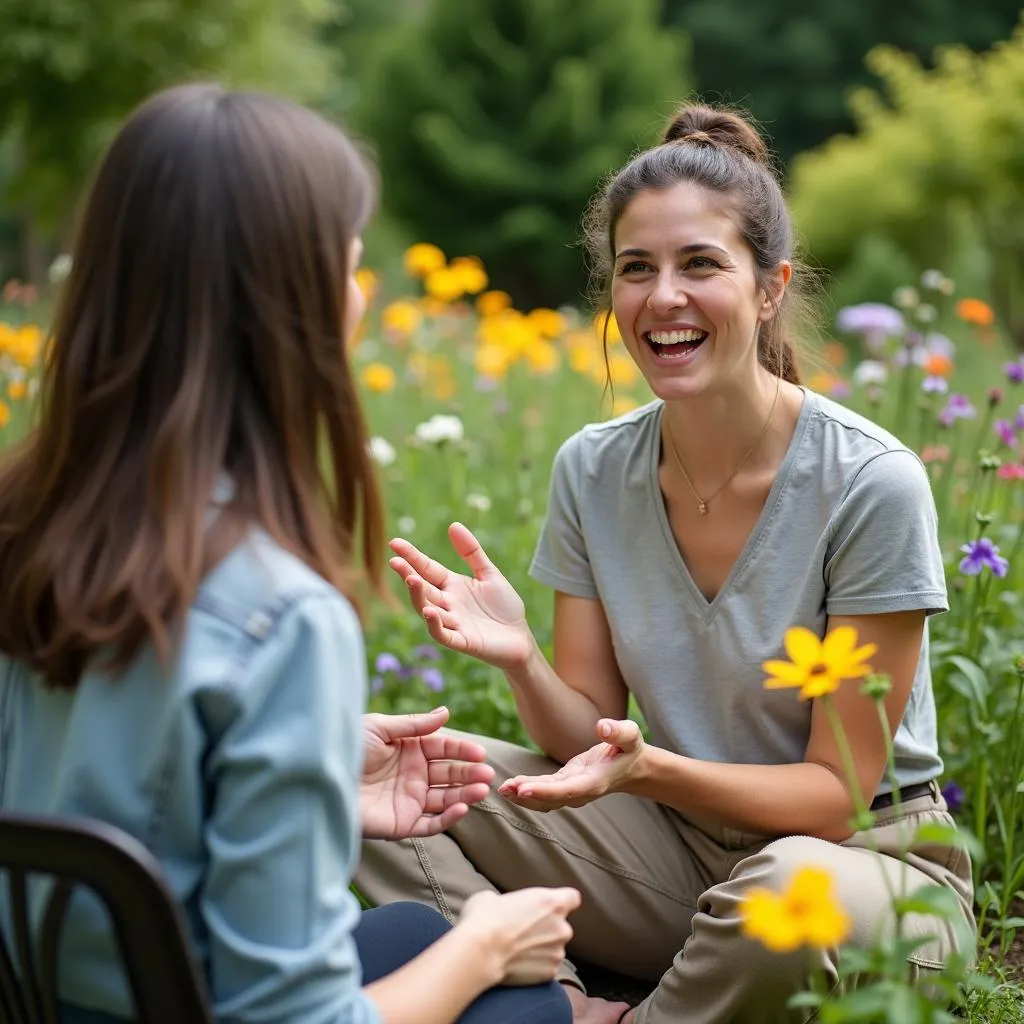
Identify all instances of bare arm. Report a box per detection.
[622,611,926,841]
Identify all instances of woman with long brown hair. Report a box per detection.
[0,83,577,1024]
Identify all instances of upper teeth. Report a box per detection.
[649,329,705,344]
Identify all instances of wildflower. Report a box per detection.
[7,379,26,401]
[994,420,1017,448]
[420,667,445,693]
[606,352,640,387]
[920,269,945,291]
[988,388,1004,408]
[450,256,488,295]
[852,360,888,386]
[414,414,464,445]
[822,341,847,368]
[382,300,423,337]
[941,781,965,814]
[475,343,513,380]
[1004,359,1024,385]
[466,493,491,512]
[1016,405,1024,431]
[836,303,904,343]
[413,644,441,662]
[939,394,976,427]
[921,376,948,394]
[0,401,9,428]
[368,437,396,467]
[956,298,995,326]
[375,652,403,675]
[355,268,379,302]
[424,266,465,304]
[611,396,639,417]
[762,626,877,700]
[524,340,560,375]
[958,538,1009,578]
[476,290,512,317]
[915,303,937,324]
[997,464,1024,481]
[922,353,953,378]
[403,243,446,277]
[397,516,416,533]
[527,308,566,339]
[362,362,397,393]
[920,445,950,464]
[740,865,850,954]
[593,310,622,344]
[892,287,919,310]
[48,254,72,284]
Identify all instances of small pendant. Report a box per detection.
[697,501,708,515]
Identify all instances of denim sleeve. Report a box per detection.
[200,591,382,1024]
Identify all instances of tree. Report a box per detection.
[356,0,690,307]
[0,0,344,281]
[789,20,1024,349]
[662,0,1023,166]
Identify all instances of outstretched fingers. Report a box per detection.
[448,522,498,580]
[389,538,452,589]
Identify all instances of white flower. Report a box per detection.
[48,254,72,284]
[853,360,888,386]
[915,303,937,323]
[920,269,945,291]
[414,414,464,445]
[938,276,955,296]
[466,493,491,512]
[893,286,919,309]
[368,436,396,467]
[397,516,416,534]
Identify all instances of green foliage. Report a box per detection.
[662,0,1023,165]
[791,20,1024,350]
[0,0,344,231]
[355,0,690,307]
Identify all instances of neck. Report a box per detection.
[662,369,788,482]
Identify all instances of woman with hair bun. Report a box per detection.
[364,103,975,1023]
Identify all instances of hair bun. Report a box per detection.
[662,104,769,167]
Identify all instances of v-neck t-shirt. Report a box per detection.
[528,388,947,790]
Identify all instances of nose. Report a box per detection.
[646,272,688,313]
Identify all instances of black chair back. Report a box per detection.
[0,812,213,1023]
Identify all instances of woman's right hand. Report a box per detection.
[389,523,534,670]
[457,887,581,986]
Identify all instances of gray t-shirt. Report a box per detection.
[529,389,947,791]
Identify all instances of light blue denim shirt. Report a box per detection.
[0,530,382,1024]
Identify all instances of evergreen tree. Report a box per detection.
[357,0,689,307]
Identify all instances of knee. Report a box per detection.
[363,900,452,943]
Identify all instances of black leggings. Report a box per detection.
[354,902,572,1024]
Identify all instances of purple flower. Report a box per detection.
[473,375,499,392]
[420,667,445,693]
[959,538,1009,577]
[375,652,402,675]
[413,644,442,662]
[921,376,948,394]
[370,676,384,694]
[941,781,965,814]
[1003,359,1024,385]
[995,419,1018,448]
[940,394,976,427]
[836,303,905,341]
[1016,405,1024,431]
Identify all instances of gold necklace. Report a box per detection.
[664,376,781,516]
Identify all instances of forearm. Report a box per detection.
[364,925,501,1024]
[504,637,603,763]
[623,747,857,842]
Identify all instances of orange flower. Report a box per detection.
[923,353,953,378]
[822,341,848,368]
[956,298,995,327]
[476,290,513,317]
[7,379,27,400]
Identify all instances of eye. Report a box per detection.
[617,260,653,275]
[686,255,721,270]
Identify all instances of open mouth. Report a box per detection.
[644,328,708,360]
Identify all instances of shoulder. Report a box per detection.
[553,400,661,483]
[192,530,359,652]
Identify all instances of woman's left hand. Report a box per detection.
[498,719,645,811]
[361,707,495,840]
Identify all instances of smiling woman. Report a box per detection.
[361,103,975,1024]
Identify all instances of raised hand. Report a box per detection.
[360,707,495,840]
[497,719,645,812]
[389,522,534,670]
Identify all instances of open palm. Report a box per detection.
[389,522,533,670]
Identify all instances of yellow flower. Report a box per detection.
[524,340,560,375]
[476,290,513,317]
[475,343,513,380]
[527,307,566,339]
[569,343,600,376]
[420,297,450,319]
[762,626,877,700]
[403,243,446,278]
[606,352,639,388]
[382,300,423,337]
[450,256,488,295]
[361,362,397,393]
[594,309,622,344]
[611,396,638,416]
[0,401,10,427]
[8,379,27,400]
[424,267,465,303]
[8,325,43,367]
[740,866,850,954]
[355,268,379,302]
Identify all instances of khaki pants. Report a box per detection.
[357,732,975,1024]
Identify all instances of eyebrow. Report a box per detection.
[614,244,728,260]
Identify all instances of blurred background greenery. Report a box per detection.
[2,0,1024,330]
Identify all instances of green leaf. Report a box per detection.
[912,821,986,861]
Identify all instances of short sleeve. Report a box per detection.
[200,592,382,1024]
[529,432,599,599]
[824,449,948,617]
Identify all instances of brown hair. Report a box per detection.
[584,103,814,384]
[0,83,385,689]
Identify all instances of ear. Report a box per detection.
[757,261,792,322]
